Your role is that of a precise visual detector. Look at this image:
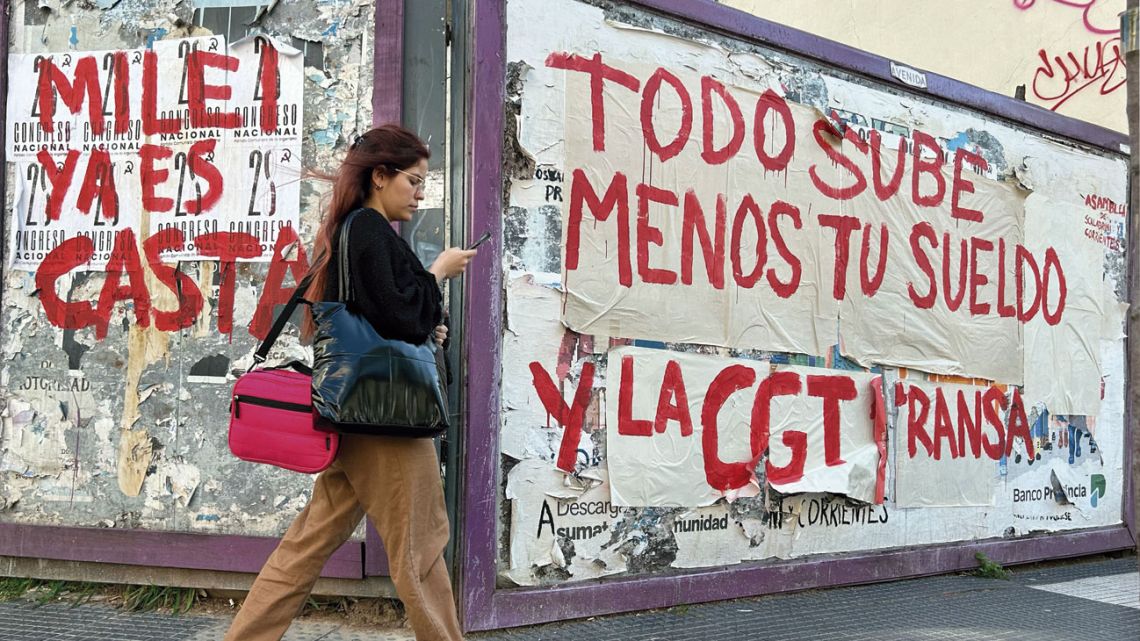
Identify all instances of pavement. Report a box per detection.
[0,555,1136,641]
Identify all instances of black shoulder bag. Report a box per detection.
[309,210,450,437]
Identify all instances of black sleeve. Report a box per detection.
[345,212,442,343]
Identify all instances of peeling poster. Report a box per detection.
[7,34,304,271]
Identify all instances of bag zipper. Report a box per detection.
[232,395,312,419]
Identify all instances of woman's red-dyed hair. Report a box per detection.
[302,124,430,339]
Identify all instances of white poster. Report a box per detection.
[767,365,880,503]
[560,62,838,358]
[838,147,1028,383]
[604,346,769,507]
[6,35,303,271]
[505,459,627,586]
[500,274,595,464]
[555,56,1048,384]
[895,380,1012,507]
[1009,460,1104,526]
[605,346,882,506]
[1021,195,1105,415]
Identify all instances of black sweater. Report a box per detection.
[324,208,442,344]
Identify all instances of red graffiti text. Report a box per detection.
[34,226,308,340]
[1032,37,1125,111]
[1012,0,1119,36]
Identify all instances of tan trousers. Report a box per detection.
[223,434,463,641]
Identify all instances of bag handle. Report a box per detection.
[335,208,440,348]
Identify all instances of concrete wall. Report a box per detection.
[719,0,1129,133]
[1,0,376,538]
[498,0,1128,587]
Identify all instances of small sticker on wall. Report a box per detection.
[890,61,928,89]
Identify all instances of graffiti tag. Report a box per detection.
[1012,0,1119,35]
[1031,37,1126,111]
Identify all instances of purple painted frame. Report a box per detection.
[457,0,1134,632]
[1,0,7,299]
[455,0,507,626]
[372,0,404,124]
[0,522,364,579]
[361,0,406,577]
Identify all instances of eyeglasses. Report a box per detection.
[392,168,427,194]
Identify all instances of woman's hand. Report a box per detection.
[433,324,448,346]
[429,247,477,282]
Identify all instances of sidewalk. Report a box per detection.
[0,555,1136,641]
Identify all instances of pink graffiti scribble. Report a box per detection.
[1013,0,1120,35]
[1032,36,1126,111]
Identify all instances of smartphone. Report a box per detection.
[468,231,491,250]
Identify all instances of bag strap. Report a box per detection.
[250,270,315,370]
[332,209,438,346]
[250,209,364,371]
[337,209,361,303]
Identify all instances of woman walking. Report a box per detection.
[224,125,474,641]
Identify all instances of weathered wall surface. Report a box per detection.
[499,0,1127,586]
[1,0,375,536]
[719,0,1128,133]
